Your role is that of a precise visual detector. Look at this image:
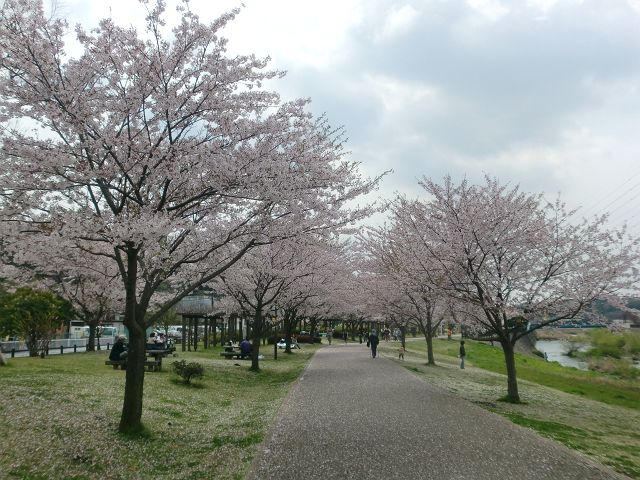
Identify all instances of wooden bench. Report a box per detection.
[220,351,248,359]
[105,359,161,371]
[105,360,126,369]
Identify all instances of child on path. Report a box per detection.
[398,345,405,360]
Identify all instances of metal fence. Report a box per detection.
[1,336,117,355]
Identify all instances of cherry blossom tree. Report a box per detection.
[0,0,378,432]
[276,238,353,350]
[54,273,121,351]
[391,176,639,402]
[218,240,310,370]
[358,237,446,365]
[218,235,347,366]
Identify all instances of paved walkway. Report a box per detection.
[249,343,626,480]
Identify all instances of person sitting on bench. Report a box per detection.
[155,332,166,349]
[109,336,128,362]
[147,332,163,350]
[239,338,252,359]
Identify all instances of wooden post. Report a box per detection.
[194,317,199,351]
[203,317,209,349]
[181,314,187,352]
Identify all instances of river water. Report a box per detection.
[534,340,589,370]
[535,339,640,370]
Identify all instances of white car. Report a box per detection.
[276,339,301,349]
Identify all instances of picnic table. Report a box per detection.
[145,348,174,371]
[219,344,251,359]
[104,344,176,371]
[104,356,165,372]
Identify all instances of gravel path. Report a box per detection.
[248,343,627,480]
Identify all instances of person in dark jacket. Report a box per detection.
[369,329,380,358]
[109,336,128,362]
[239,338,252,359]
[459,340,466,369]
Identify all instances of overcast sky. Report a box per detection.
[57,0,640,232]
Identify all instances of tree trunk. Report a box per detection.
[309,317,318,340]
[425,324,435,366]
[500,340,520,403]
[119,247,146,434]
[250,308,263,371]
[26,330,39,357]
[87,324,96,352]
[419,319,436,365]
[119,327,146,432]
[284,311,293,354]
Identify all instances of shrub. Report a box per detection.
[172,360,204,385]
[588,357,640,379]
[588,330,625,359]
[624,332,640,356]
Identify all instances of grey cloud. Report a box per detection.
[265,1,640,220]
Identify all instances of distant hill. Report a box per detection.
[591,298,640,328]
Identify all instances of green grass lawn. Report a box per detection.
[380,337,640,478]
[0,344,319,480]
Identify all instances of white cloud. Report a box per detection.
[375,4,420,42]
[466,0,510,22]
[362,74,440,113]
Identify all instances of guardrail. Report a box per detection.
[1,336,117,357]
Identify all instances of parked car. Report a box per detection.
[166,327,183,339]
[276,339,300,349]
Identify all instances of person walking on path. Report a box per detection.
[459,340,466,369]
[369,329,380,358]
[327,329,332,345]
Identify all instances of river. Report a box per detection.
[534,340,589,370]
[535,339,640,370]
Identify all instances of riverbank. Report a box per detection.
[532,328,640,376]
[383,338,640,478]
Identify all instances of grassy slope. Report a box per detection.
[424,339,640,410]
[379,338,640,479]
[0,344,319,480]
